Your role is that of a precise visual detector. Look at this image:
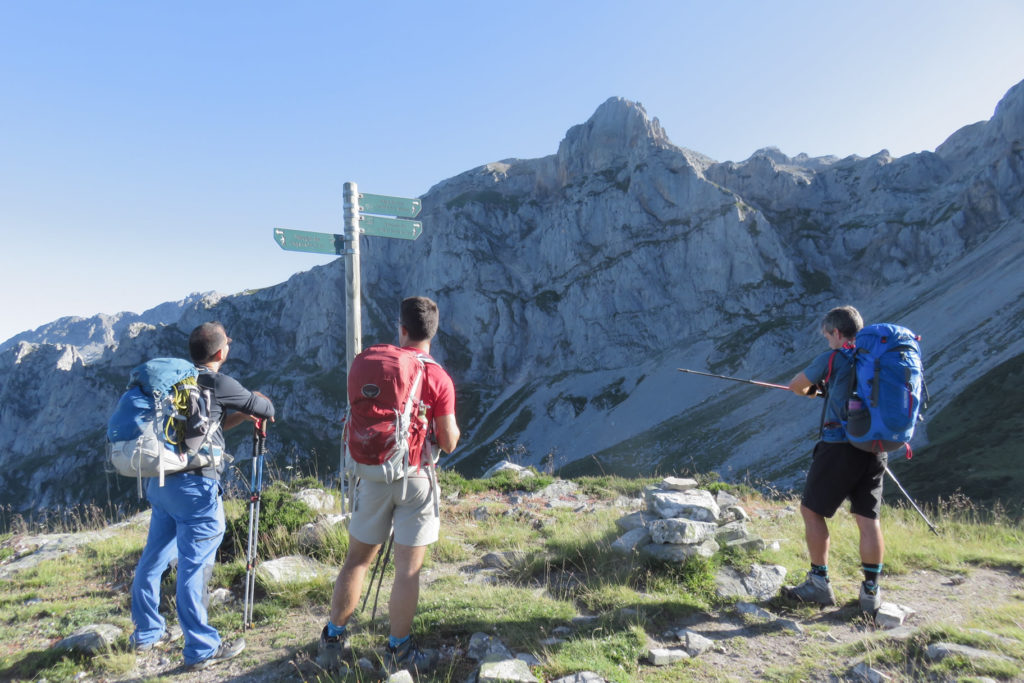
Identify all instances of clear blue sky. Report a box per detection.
[2,1,1023,343]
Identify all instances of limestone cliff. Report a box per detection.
[2,81,1022,512]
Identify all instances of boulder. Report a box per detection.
[645,488,719,522]
[53,623,122,655]
[679,629,714,656]
[294,488,336,513]
[479,654,539,682]
[255,555,334,584]
[614,510,656,531]
[468,632,514,661]
[714,564,787,601]
[645,647,689,665]
[642,539,719,561]
[660,477,698,491]
[482,460,536,479]
[925,642,1013,663]
[648,518,717,545]
[611,527,651,555]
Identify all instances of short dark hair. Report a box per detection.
[189,321,229,363]
[400,297,439,342]
[821,306,863,340]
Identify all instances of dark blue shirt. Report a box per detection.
[803,347,854,442]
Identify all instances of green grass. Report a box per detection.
[438,467,553,496]
[541,625,647,683]
[1,474,1023,682]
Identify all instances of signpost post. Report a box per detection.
[273,182,425,371]
[343,182,362,370]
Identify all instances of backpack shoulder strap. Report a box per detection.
[818,351,838,439]
[818,348,855,439]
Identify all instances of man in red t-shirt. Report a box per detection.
[319,296,459,676]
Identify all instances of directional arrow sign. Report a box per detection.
[273,228,345,255]
[359,215,423,240]
[358,193,421,218]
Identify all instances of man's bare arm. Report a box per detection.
[434,414,461,454]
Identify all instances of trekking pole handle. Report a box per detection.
[254,418,268,439]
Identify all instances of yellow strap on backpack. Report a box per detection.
[163,378,197,446]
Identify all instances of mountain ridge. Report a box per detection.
[2,79,1023,512]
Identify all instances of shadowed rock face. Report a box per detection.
[3,81,1024,512]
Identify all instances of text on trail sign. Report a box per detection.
[359,215,423,240]
[274,228,345,255]
[358,193,421,218]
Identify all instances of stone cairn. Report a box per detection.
[610,477,767,561]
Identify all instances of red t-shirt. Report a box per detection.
[402,348,456,466]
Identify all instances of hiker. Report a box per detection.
[319,296,460,675]
[129,321,275,669]
[785,305,886,614]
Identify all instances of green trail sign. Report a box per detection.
[359,215,423,240]
[273,228,345,255]
[358,193,421,218]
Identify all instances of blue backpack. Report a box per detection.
[106,358,223,495]
[843,323,927,456]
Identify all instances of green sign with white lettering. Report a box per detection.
[273,228,345,255]
[358,193,421,218]
[360,215,423,240]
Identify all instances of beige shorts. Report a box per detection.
[348,471,439,547]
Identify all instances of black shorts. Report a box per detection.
[801,441,887,519]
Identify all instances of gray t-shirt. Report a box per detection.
[803,347,854,442]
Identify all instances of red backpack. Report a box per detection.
[345,344,435,473]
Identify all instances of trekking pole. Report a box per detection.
[243,418,269,631]
[884,464,939,536]
[677,368,791,391]
[361,530,394,622]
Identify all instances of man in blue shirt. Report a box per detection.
[785,306,885,615]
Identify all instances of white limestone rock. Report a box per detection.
[645,488,720,522]
[648,518,717,545]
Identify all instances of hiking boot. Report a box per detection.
[859,581,882,615]
[316,624,351,669]
[784,571,837,606]
[188,638,245,670]
[384,637,438,676]
[130,624,182,652]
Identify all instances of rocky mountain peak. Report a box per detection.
[556,97,673,181]
[2,80,1024,513]
[937,78,1024,163]
[992,78,1024,143]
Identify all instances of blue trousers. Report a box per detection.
[130,473,225,665]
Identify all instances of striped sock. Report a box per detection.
[862,563,883,586]
[811,563,829,579]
